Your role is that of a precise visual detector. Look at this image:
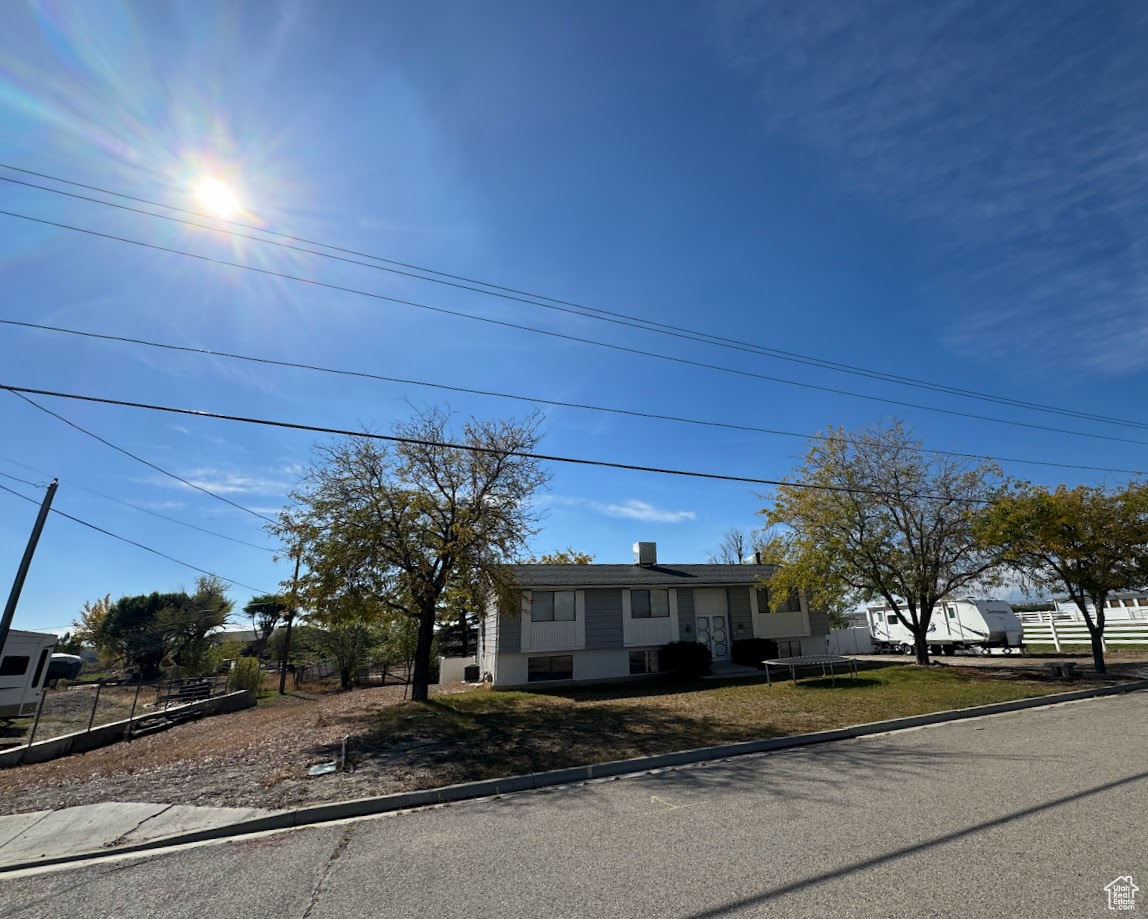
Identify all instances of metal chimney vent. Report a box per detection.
[634,542,657,566]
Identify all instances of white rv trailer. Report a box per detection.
[868,599,1023,655]
[0,630,57,720]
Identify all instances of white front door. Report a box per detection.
[694,588,731,662]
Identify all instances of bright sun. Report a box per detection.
[193,177,241,219]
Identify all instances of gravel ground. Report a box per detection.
[0,684,467,815]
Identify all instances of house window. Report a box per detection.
[1124,599,1137,608]
[631,589,669,619]
[0,655,30,677]
[756,587,771,613]
[775,588,801,613]
[776,640,802,658]
[527,655,574,682]
[531,591,576,622]
[629,650,660,674]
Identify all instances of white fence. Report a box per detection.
[1023,619,1148,651]
[827,627,874,655]
[438,656,476,683]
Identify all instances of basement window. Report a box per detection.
[629,650,660,674]
[527,655,574,682]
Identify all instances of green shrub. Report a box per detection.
[228,657,263,695]
[731,638,779,669]
[659,640,712,677]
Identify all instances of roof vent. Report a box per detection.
[634,542,657,567]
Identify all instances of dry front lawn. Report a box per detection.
[0,663,1120,815]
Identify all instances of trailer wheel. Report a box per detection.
[900,643,914,656]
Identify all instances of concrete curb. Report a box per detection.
[4,678,1147,874]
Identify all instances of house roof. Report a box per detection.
[509,563,778,589]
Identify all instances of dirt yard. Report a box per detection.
[0,660,1141,817]
[0,684,441,815]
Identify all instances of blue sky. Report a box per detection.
[3,0,1148,633]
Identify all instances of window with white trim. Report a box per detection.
[531,590,576,622]
[774,588,801,613]
[631,589,669,619]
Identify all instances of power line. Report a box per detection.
[2,206,1145,449]
[0,480,272,593]
[4,163,1144,434]
[8,390,277,525]
[4,317,1146,477]
[0,382,997,504]
[0,468,46,489]
[0,453,275,553]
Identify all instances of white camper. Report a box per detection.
[868,599,1023,655]
[0,630,57,720]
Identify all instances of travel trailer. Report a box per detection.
[868,599,1023,654]
[0,630,57,720]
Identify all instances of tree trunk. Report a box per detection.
[1090,632,1107,674]
[278,614,295,694]
[410,609,437,702]
[914,632,930,666]
[1081,600,1107,675]
[459,611,469,658]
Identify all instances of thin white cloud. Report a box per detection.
[534,494,696,523]
[590,499,696,524]
[144,467,293,497]
[708,0,1148,372]
[136,499,187,511]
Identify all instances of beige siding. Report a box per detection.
[520,591,586,652]
[754,609,810,639]
[621,589,679,647]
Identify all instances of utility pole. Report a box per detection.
[0,479,58,653]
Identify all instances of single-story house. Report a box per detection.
[478,542,830,687]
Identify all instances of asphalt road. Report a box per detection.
[2,692,1146,919]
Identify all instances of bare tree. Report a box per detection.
[707,528,751,564]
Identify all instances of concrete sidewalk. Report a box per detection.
[0,802,275,868]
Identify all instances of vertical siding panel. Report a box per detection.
[584,589,624,649]
[499,604,521,654]
[677,588,694,639]
[727,587,753,638]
